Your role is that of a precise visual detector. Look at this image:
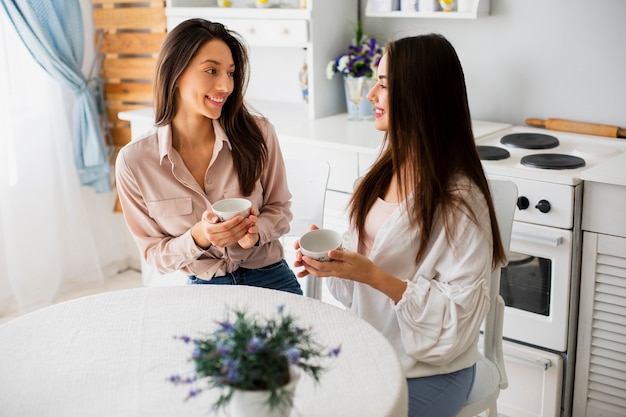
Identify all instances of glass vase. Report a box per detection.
[343,76,375,121]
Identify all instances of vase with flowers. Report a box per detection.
[326,23,384,120]
[168,305,341,417]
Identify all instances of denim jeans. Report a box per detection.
[406,364,476,417]
[186,259,303,295]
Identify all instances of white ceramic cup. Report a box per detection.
[211,198,252,222]
[299,229,343,262]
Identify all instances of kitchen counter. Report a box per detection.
[580,151,626,186]
[118,101,511,154]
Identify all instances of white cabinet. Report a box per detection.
[574,180,626,417]
[165,0,358,119]
[365,0,489,18]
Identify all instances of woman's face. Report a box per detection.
[175,39,235,120]
[367,53,389,132]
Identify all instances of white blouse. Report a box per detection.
[327,177,493,378]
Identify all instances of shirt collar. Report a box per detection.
[156,120,232,165]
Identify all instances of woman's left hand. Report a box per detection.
[237,207,260,249]
[297,249,377,285]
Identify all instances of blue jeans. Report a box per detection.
[186,259,303,295]
[406,364,476,417]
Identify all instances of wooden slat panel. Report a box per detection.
[101,57,157,80]
[99,32,165,55]
[104,82,154,103]
[107,104,152,125]
[111,127,132,147]
[93,7,166,32]
[114,197,123,213]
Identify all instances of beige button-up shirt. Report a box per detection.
[115,117,292,280]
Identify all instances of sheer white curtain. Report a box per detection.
[0,10,104,317]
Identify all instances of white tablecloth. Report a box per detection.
[0,286,407,417]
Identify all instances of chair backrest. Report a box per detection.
[282,158,330,299]
[284,159,330,236]
[483,179,518,385]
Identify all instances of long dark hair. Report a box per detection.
[152,18,266,196]
[350,34,506,268]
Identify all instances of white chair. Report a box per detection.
[282,158,330,299]
[456,179,517,417]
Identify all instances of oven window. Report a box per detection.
[499,252,551,316]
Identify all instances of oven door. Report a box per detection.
[496,339,563,417]
[501,221,573,352]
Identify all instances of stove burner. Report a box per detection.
[520,153,586,170]
[476,145,510,161]
[501,133,560,149]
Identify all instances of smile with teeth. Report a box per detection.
[207,95,225,104]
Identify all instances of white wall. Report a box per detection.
[362,0,626,127]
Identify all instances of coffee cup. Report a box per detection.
[211,198,251,221]
[299,229,343,261]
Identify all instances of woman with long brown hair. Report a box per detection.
[296,34,506,416]
[116,19,301,294]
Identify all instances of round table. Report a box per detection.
[0,286,407,417]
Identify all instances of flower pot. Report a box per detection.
[228,366,301,417]
[343,76,375,121]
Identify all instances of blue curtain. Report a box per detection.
[0,0,111,192]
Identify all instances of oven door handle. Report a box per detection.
[511,231,563,247]
[504,352,553,371]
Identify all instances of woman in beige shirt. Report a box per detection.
[115,18,301,294]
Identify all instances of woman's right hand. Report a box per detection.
[191,209,253,249]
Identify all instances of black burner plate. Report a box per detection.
[521,153,586,170]
[476,145,510,161]
[501,133,560,149]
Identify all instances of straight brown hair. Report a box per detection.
[349,34,506,268]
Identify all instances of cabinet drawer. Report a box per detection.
[167,13,308,47]
[222,19,308,47]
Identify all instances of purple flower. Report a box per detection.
[246,337,264,354]
[326,35,384,80]
[328,345,342,357]
[217,340,233,356]
[285,347,301,364]
[167,374,182,384]
[184,388,203,401]
[224,358,240,383]
[217,320,235,333]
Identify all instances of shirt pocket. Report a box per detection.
[146,197,193,218]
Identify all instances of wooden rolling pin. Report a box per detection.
[525,117,626,139]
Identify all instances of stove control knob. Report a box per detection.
[535,199,551,213]
[517,196,530,210]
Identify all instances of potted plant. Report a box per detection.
[168,305,341,417]
[326,23,384,120]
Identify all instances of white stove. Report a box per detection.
[475,126,626,186]
[476,126,626,229]
[474,126,626,417]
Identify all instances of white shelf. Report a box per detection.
[366,10,485,18]
[365,0,489,19]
